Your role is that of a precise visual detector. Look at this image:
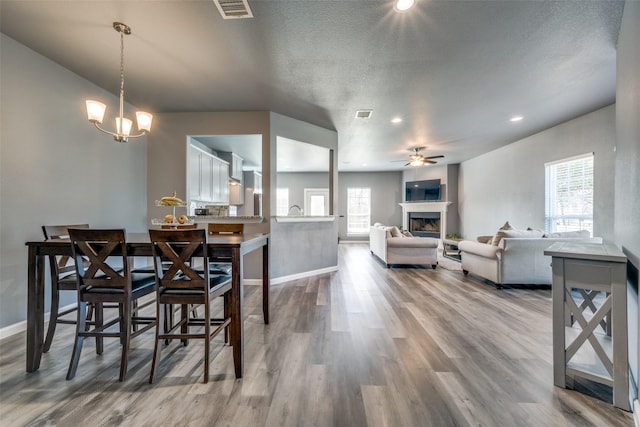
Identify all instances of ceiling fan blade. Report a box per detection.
[424,160,437,164]
[423,155,444,160]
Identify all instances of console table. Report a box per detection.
[544,241,629,410]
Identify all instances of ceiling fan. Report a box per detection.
[394,147,444,166]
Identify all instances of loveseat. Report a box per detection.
[459,227,602,288]
[370,223,439,269]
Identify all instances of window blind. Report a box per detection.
[545,153,594,234]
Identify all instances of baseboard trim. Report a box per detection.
[0,303,77,340]
[271,265,339,285]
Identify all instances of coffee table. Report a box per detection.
[442,237,463,260]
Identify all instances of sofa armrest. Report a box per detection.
[459,240,501,259]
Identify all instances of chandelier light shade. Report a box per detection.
[86,22,152,143]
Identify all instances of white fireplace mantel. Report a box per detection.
[399,202,452,242]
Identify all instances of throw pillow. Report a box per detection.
[389,226,403,237]
[491,221,515,246]
[502,229,544,238]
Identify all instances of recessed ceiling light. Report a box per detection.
[394,0,415,12]
[391,117,403,124]
[510,115,524,122]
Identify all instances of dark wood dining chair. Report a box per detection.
[206,223,243,274]
[160,223,198,230]
[148,228,232,384]
[41,224,90,353]
[207,223,244,235]
[66,228,156,381]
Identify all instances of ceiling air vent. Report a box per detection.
[214,0,254,19]
[355,110,373,119]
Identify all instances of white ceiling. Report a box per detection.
[0,0,624,171]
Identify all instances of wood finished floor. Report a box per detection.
[0,243,634,426]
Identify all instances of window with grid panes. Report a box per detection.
[276,188,289,216]
[545,153,594,235]
[347,188,371,235]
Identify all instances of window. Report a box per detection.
[304,188,329,216]
[545,153,594,235]
[347,188,371,235]
[276,188,289,216]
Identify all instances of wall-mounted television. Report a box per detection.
[405,179,441,202]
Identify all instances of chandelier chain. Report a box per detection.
[119,26,125,126]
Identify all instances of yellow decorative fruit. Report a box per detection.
[164,214,174,223]
[178,215,189,224]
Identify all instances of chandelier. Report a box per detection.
[85,22,152,143]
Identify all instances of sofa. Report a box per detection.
[370,223,439,269]
[458,226,602,288]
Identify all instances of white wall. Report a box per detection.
[459,105,616,241]
[0,35,148,329]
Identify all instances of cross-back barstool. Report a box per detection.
[41,224,90,353]
[66,228,156,381]
[148,228,232,384]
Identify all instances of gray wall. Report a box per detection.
[147,111,271,279]
[0,35,149,329]
[615,0,640,403]
[459,105,616,241]
[337,172,403,241]
[277,172,329,211]
[269,113,339,278]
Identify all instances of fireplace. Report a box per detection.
[409,212,441,238]
[399,201,452,243]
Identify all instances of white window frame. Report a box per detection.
[545,153,594,235]
[347,187,371,235]
[276,188,289,216]
[304,188,329,216]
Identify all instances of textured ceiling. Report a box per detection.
[0,0,624,171]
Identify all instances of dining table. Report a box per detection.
[25,231,270,379]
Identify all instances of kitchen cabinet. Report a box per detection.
[188,145,229,204]
[218,161,229,203]
[243,170,262,194]
[218,152,244,181]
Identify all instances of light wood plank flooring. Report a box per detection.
[0,243,634,426]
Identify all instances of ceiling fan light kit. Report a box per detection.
[399,146,444,167]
